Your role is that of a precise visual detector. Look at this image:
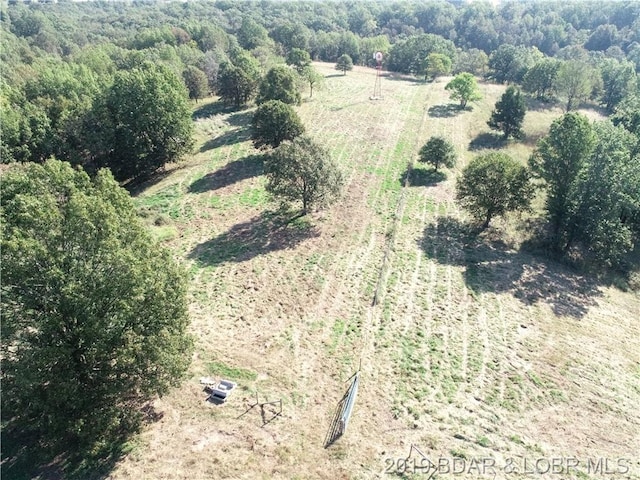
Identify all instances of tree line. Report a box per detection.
[3,0,639,177]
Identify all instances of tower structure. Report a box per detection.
[370,51,383,100]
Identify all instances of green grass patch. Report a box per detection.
[149,225,178,242]
[206,360,257,381]
[476,436,491,448]
[328,318,346,354]
[137,184,183,219]
[238,187,269,207]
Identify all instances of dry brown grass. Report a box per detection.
[112,64,639,480]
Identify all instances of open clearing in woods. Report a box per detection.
[115,63,640,480]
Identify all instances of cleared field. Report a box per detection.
[113,63,640,480]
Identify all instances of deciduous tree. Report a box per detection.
[251,100,305,149]
[216,49,261,107]
[422,52,452,81]
[522,58,560,101]
[257,65,301,105]
[453,48,488,76]
[529,112,596,247]
[600,59,636,112]
[1,160,192,462]
[456,152,534,229]
[265,136,344,214]
[570,122,640,266]
[418,136,456,171]
[183,65,209,102]
[104,62,194,180]
[445,72,482,108]
[237,17,269,51]
[554,60,597,112]
[488,44,541,84]
[301,65,323,98]
[335,54,353,75]
[286,48,312,74]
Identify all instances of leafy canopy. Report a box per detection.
[529,112,596,245]
[217,49,261,107]
[445,72,482,108]
[335,54,354,75]
[1,160,193,465]
[422,52,452,80]
[265,136,344,214]
[257,65,301,105]
[522,58,560,101]
[554,60,597,112]
[286,48,312,74]
[419,136,457,171]
[488,86,527,139]
[183,65,209,102]
[251,99,305,149]
[456,152,534,228]
[571,121,640,266]
[104,62,194,181]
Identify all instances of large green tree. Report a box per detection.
[445,72,482,108]
[522,58,560,101]
[6,62,102,166]
[452,48,488,76]
[456,152,534,229]
[387,33,456,75]
[418,136,456,171]
[265,136,344,214]
[488,86,527,139]
[104,62,194,181]
[286,48,312,74]
[216,49,261,107]
[335,54,354,75]
[571,122,640,266]
[422,52,452,81]
[257,65,301,105]
[251,100,305,149]
[183,65,209,102]
[488,44,541,84]
[237,17,269,50]
[1,160,192,465]
[529,112,596,248]
[599,59,637,112]
[554,60,597,112]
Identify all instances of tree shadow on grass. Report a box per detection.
[192,101,230,120]
[189,154,264,193]
[200,128,252,152]
[383,73,424,84]
[401,167,447,187]
[125,162,190,196]
[226,109,254,127]
[468,132,506,151]
[418,216,602,319]
[192,101,254,121]
[428,103,465,118]
[189,209,320,266]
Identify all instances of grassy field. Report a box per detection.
[112,63,640,480]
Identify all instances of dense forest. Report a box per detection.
[1,1,640,477]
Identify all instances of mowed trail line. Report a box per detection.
[112,65,640,480]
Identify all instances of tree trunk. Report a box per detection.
[482,212,492,229]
